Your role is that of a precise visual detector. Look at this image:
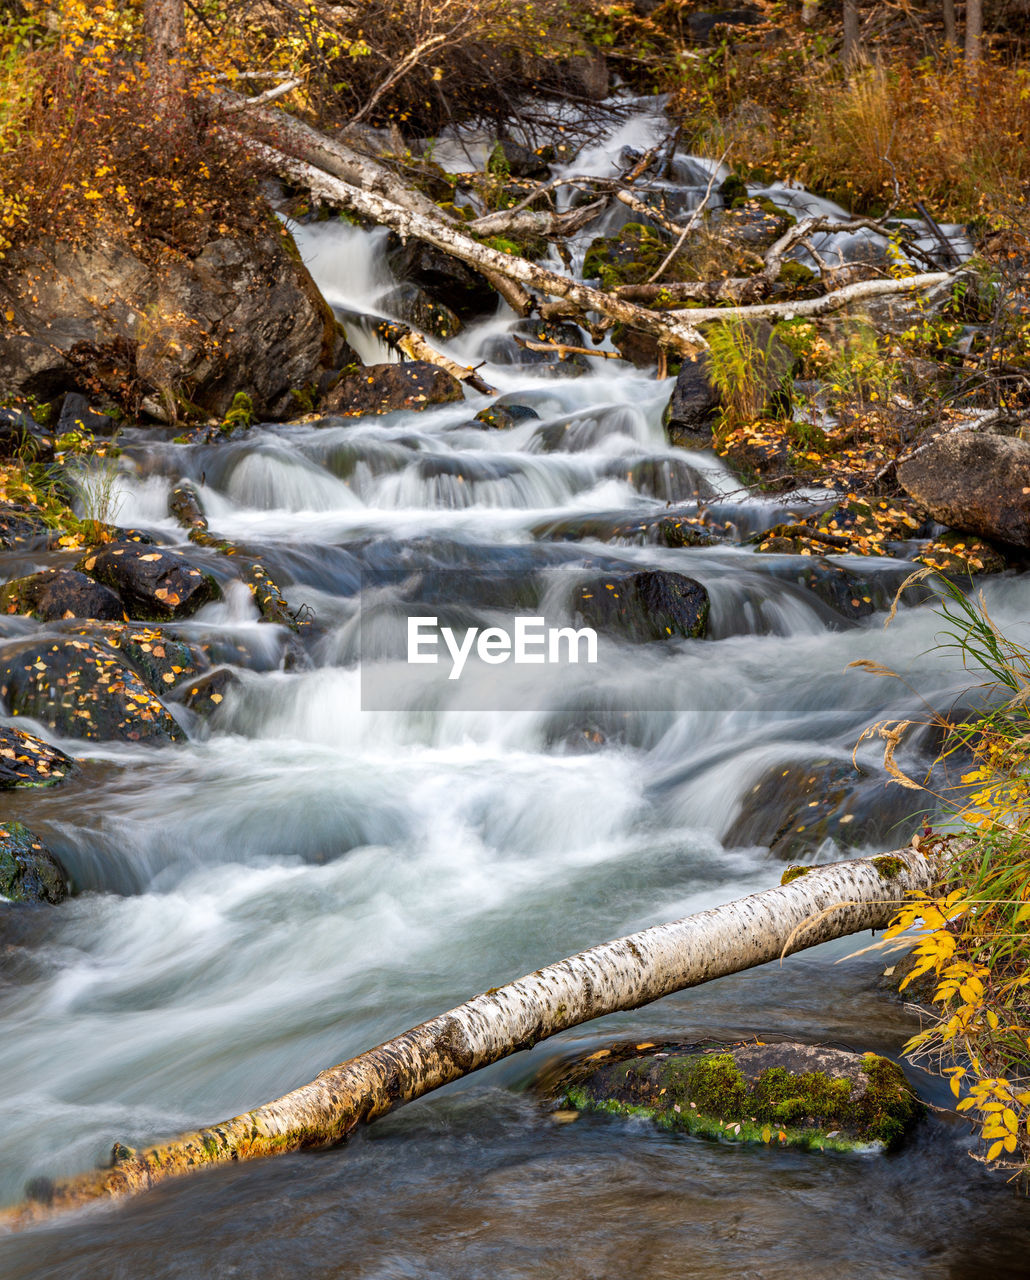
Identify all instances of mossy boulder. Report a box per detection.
[0,635,185,744]
[76,542,219,622]
[584,223,692,291]
[0,724,76,788]
[0,821,66,905]
[571,569,709,642]
[0,568,124,623]
[542,1039,922,1153]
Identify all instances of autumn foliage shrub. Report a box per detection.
[0,3,261,260]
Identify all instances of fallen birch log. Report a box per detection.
[0,844,942,1231]
[225,133,710,357]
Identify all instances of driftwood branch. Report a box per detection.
[0,845,941,1231]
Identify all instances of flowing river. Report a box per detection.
[2,108,1029,1278]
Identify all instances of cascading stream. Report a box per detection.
[0,107,1026,1280]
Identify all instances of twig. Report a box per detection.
[645,149,727,286]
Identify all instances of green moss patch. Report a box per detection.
[543,1039,922,1153]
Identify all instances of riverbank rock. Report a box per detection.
[663,355,722,448]
[897,430,1030,547]
[572,569,709,641]
[0,725,75,788]
[0,636,185,743]
[0,226,341,420]
[76,542,219,621]
[541,1039,922,1153]
[321,362,464,416]
[0,822,66,905]
[0,569,124,623]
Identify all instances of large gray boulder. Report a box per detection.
[0,226,342,420]
[897,430,1030,547]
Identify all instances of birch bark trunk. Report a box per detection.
[1,845,941,1231]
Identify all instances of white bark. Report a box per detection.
[1,845,941,1230]
[229,133,709,356]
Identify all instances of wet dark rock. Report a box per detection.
[724,756,921,859]
[0,407,54,463]
[168,481,208,537]
[387,239,498,321]
[663,355,721,448]
[379,284,463,341]
[897,430,1030,547]
[0,228,340,419]
[56,392,115,437]
[0,506,50,549]
[0,635,185,743]
[533,506,718,547]
[0,724,76,789]
[58,622,210,692]
[473,401,541,430]
[0,569,125,623]
[175,666,240,716]
[321,361,464,417]
[76,542,219,621]
[540,1038,921,1152]
[785,557,898,623]
[0,822,66,905]
[611,324,660,368]
[571,569,709,642]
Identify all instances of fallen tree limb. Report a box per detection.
[376,320,497,393]
[0,843,943,1231]
[230,133,709,356]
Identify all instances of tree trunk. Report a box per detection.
[842,0,862,65]
[965,0,983,66]
[0,845,943,1231]
[942,0,958,48]
[144,0,186,119]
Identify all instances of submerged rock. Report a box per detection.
[321,361,464,416]
[0,636,185,743]
[0,821,66,905]
[541,1039,922,1152]
[723,756,919,859]
[76,542,219,621]
[174,666,240,717]
[0,568,124,623]
[897,430,1030,547]
[0,724,76,788]
[473,401,541,430]
[571,569,709,642]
